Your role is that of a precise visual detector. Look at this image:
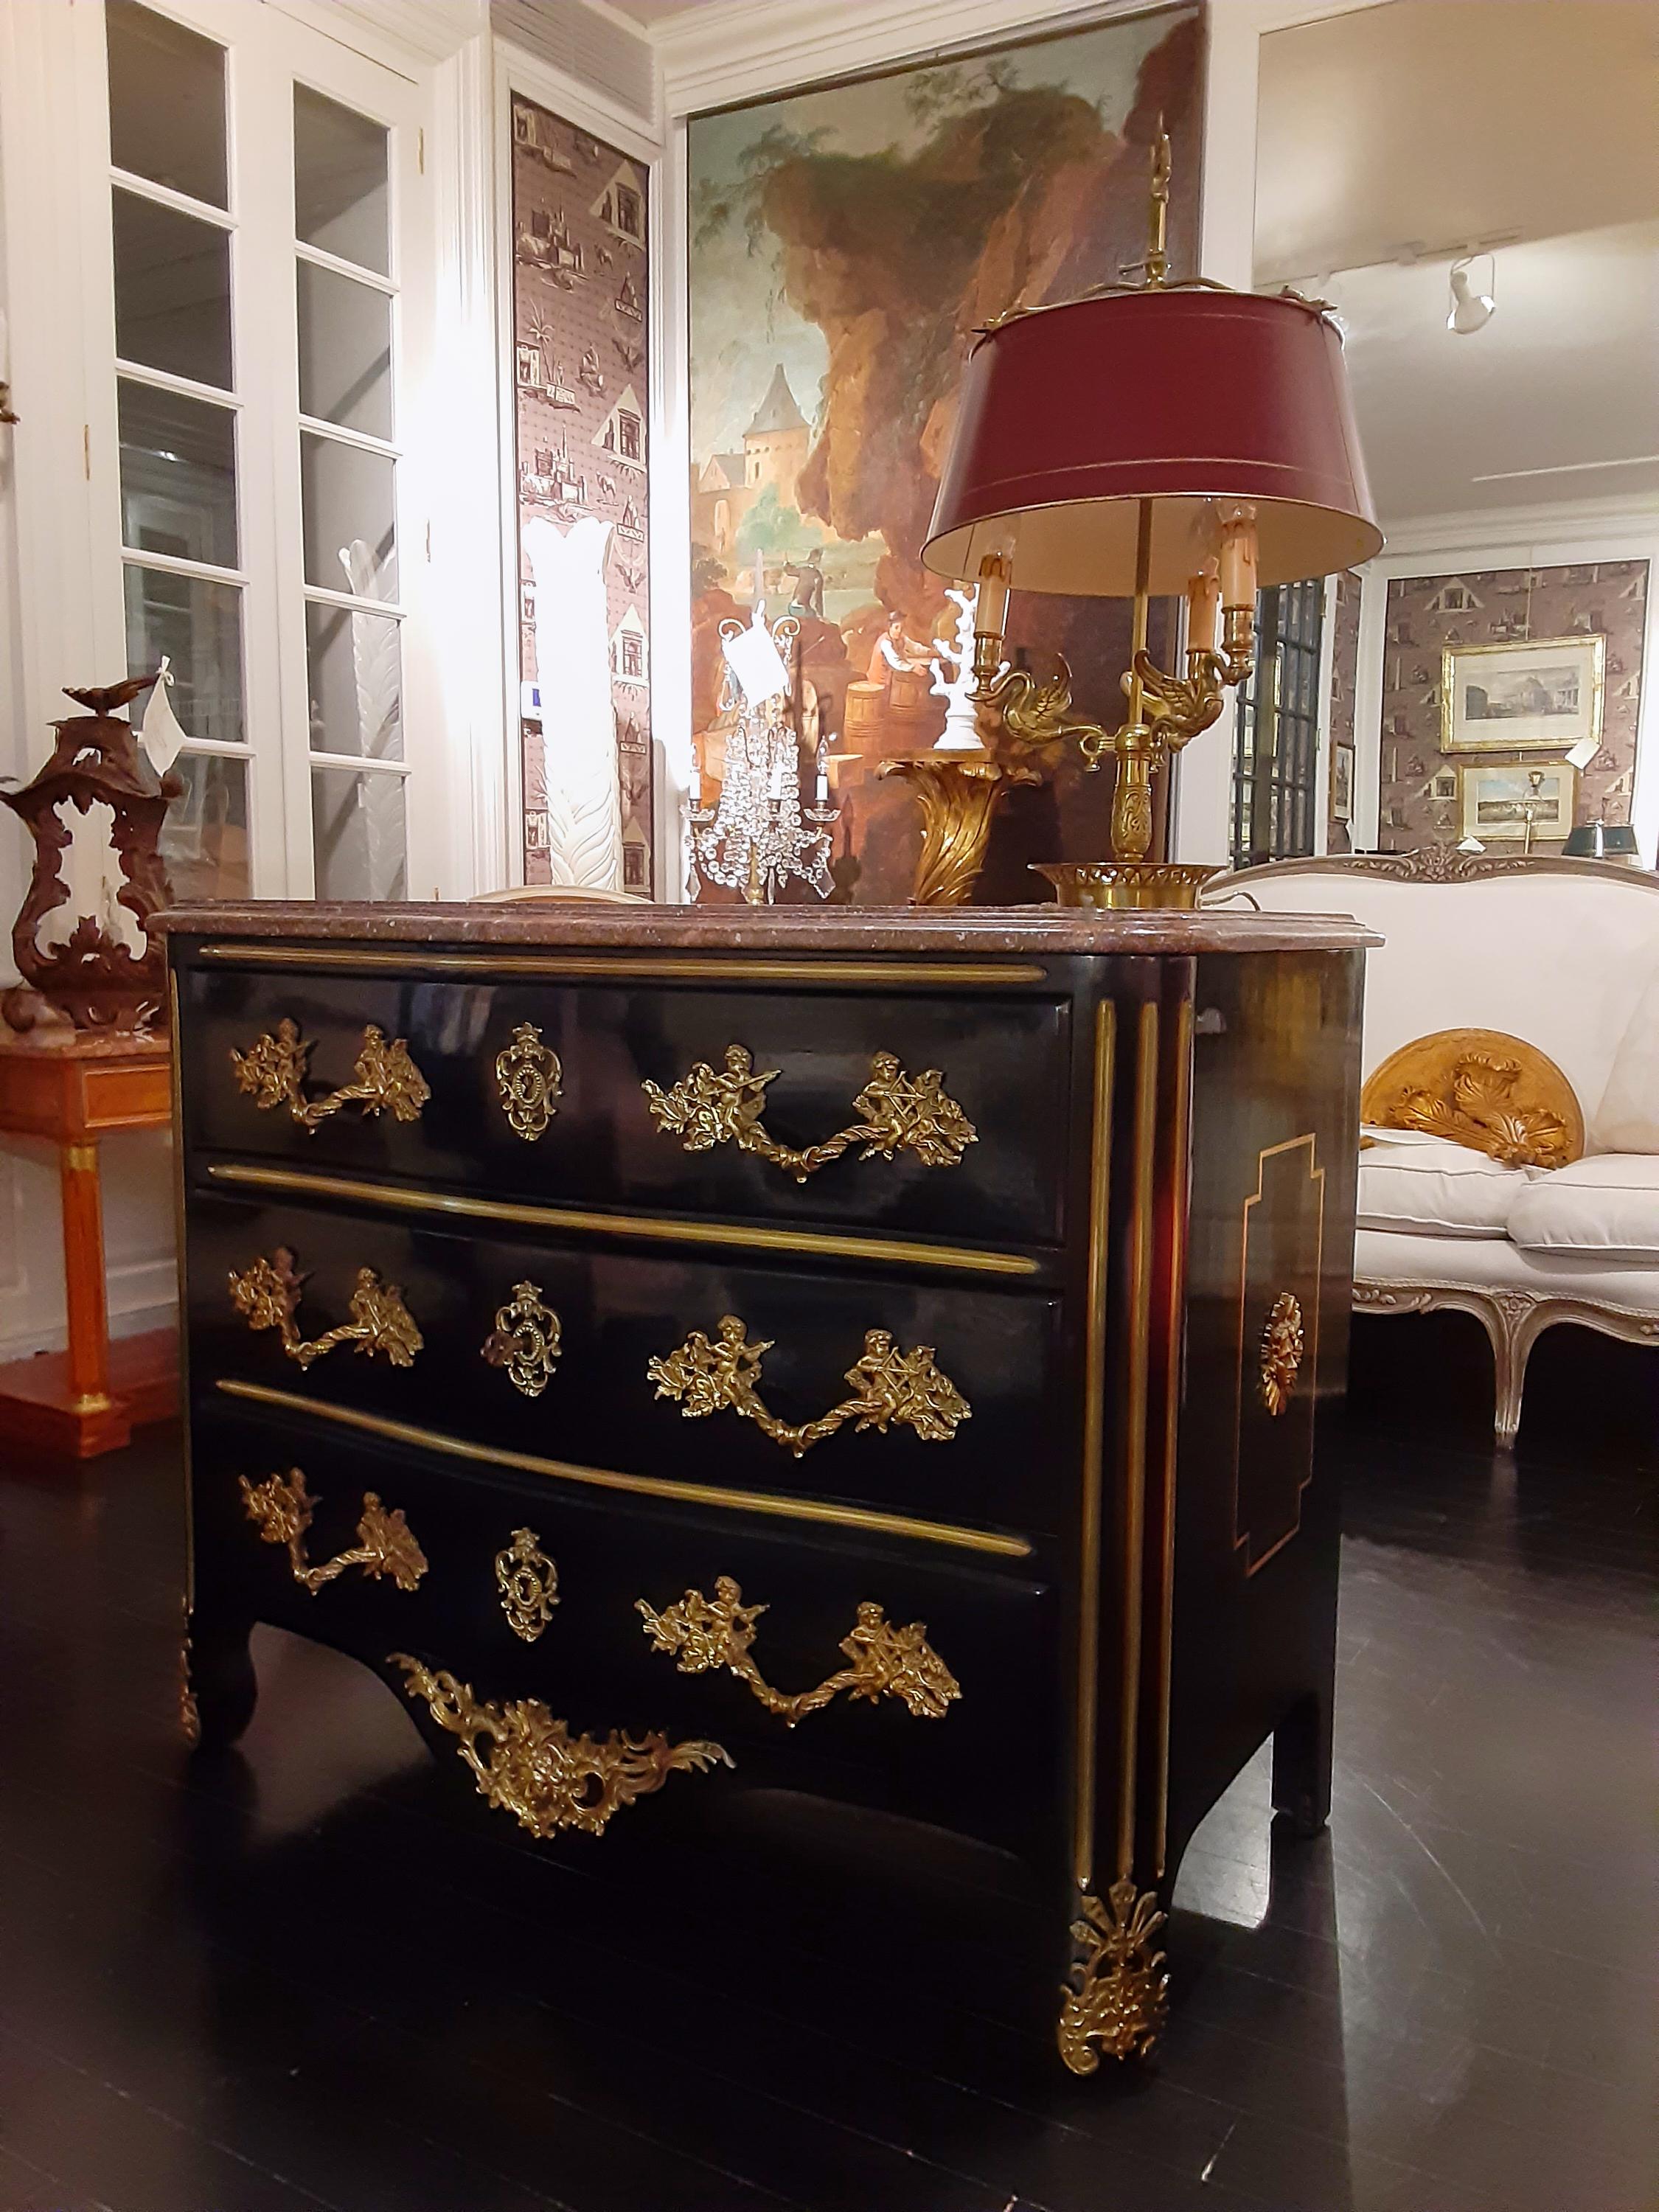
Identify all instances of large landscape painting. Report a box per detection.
[687,4,1202,902]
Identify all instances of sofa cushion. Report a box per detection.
[1506,1153,1659,1260]
[1357,1127,1537,1239]
[1593,964,1659,1152]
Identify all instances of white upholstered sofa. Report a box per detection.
[1204,851,1659,1445]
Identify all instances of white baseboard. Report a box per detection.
[0,1261,178,1364]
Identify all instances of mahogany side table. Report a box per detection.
[0,1029,178,1456]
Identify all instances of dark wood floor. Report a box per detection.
[0,1310,1652,2212]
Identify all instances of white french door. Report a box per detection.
[94,0,438,901]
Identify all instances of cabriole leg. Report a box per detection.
[1272,1690,1332,1838]
[183,1610,258,1751]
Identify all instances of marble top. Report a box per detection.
[157,900,1379,956]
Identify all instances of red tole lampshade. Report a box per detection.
[923,288,1382,596]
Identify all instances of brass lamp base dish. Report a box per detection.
[1032,862,1222,912]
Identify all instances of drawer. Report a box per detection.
[195,1401,1066,1863]
[186,1189,1066,1544]
[175,961,1071,1248]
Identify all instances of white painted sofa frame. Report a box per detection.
[1204,850,1659,1447]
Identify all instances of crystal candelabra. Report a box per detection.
[689,611,839,905]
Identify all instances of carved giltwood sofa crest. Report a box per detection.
[1206,851,1659,1446]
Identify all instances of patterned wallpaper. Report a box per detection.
[1326,569,1360,856]
[1378,560,1649,852]
[511,97,653,893]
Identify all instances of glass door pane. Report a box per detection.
[292,75,407,902]
[105,0,227,206]
[108,3,249,900]
[293,87,389,275]
[112,187,233,388]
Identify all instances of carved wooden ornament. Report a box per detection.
[0,677,179,1029]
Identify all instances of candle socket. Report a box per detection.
[1220,603,1254,686]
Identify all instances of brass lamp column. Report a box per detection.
[912,135,1382,910]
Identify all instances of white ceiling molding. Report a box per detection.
[267,0,487,69]
[655,0,1170,119]
[495,35,664,159]
[492,0,656,125]
[1366,497,1659,568]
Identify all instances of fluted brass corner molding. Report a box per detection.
[495,1527,559,1641]
[494,1022,563,1141]
[178,1605,200,1747]
[637,1573,960,1725]
[1259,1290,1304,1417]
[240,1466,428,1594]
[228,1248,423,1370]
[642,1044,976,1181]
[1057,1880,1170,2073]
[481,1281,561,1397]
[647,1314,970,1458]
[389,1655,731,1838]
[230,1018,430,1130]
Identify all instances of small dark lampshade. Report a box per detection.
[923,288,1383,595]
[1562,821,1643,865]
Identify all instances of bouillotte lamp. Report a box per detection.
[919,135,1382,908]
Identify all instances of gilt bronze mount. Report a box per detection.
[647,1314,970,1457]
[636,1573,960,1726]
[230,1019,429,1130]
[390,1655,731,1840]
[239,1466,428,1595]
[227,1248,423,1370]
[644,1045,975,1180]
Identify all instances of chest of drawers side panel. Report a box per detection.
[1162,947,1364,1884]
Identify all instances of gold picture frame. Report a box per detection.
[1457,760,1579,846]
[1440,633,1605,754]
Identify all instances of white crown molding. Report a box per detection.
[1371,495,1659,567]
[496,34,664,157]
[655,0,1174,118]
[267,0,487,70]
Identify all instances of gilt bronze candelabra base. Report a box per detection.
[879,751,1040,908]
[1031,860,1222,911]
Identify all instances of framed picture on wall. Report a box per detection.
[1458,760,1579,844]
[1330,745,1354,821]
[1440,633,1605,754]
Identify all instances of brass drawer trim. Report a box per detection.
[204,1162,1040,1279]
[214,1378,1034,1559]
[196,944,1048,988]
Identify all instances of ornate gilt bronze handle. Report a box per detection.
[239,1467,428,1595]
[637,1573,959,1725]
[389,1654,731,1838]
[641,1044,975,1181]
[647,1313,970,1458]
[228,1247,422,1370]
[480,1281,561,1397]
[231,1018,429,1130]
[494,1022,563,1141]
[1259,1290,1305,1416]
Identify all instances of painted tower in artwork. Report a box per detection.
[743,364,808,506]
